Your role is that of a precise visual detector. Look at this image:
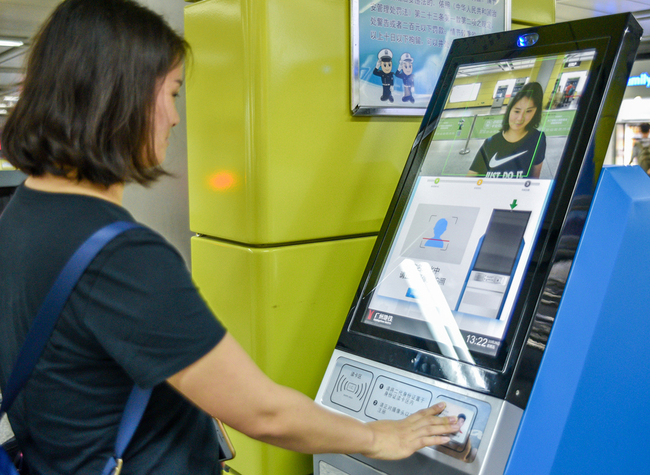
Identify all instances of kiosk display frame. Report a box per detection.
[335,14,642,406]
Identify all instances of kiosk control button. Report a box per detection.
[330,364,373,412]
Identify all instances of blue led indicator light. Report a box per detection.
[517,33,539,47]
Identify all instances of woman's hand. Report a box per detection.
[361,402,460,460]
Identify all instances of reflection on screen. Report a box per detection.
[362,49,595,360]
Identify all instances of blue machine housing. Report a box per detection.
[506,165,650,473]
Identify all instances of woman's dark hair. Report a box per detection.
[501,82,544,132]
[1,0,189,186]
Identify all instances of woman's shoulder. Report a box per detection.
[486,131,505,144]
[100,223,182,266]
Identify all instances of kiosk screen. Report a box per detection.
[354,48,597,367]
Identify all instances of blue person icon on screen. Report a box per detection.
[424,218,448,249]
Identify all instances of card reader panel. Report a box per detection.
[321,354,491,464]
[315,350,522,475]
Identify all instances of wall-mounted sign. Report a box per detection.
[628,73,650,87]
[351,0,511,116]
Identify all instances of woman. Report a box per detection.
[0,1,459,473]
[468,82,547,179]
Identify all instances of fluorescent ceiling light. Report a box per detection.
[0,39,24,47]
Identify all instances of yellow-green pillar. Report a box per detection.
[184,1,420,473]
[184,1,555,474]
[512,0,555,29]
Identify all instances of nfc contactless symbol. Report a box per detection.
[335,375,368,404]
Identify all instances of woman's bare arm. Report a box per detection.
[167,332,459,459]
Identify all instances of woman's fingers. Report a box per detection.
[363,402,461,460]
[407,403,459,434]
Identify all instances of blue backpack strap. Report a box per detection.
[101,385,153,475]
[0,447,19,475]
[0,221,143,474]
[1,221,141,413]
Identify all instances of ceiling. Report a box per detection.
[2,0,650,115]
[1,0,59,114]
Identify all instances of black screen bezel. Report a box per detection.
[347,38,609,367]
[336,14,641,402]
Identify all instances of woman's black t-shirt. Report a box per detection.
[470,129,547,178]
[0,184,226,474]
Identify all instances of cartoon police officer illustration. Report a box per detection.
[373,48,394,102]
[395,52,415,103]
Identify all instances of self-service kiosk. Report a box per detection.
[314,14,648,475]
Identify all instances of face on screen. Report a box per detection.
[362,50,596,363]
[507,96,538,134]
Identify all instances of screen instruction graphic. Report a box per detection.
[368,178,551,357]
[401,204,480,265]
